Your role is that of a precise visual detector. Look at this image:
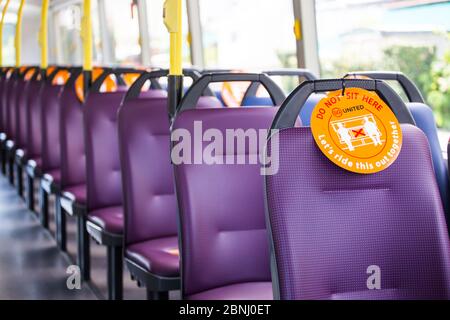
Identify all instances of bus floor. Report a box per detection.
[0,174,181,300]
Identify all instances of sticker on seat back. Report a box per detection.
[310,87,402,174]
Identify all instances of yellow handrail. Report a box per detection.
[81,0,92,71]
[0,0,11,66]
[15,0,26,67]
[39,0,49,69]
[163,0,183,75]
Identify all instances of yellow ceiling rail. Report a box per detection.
[81,0,93,71]
[0,0,12,66]
[39,0,49,69]
[164,0,183,76]
[15,0,26,67]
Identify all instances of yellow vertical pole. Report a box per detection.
[39,0,49,69]
[164,0,182,75]
[163,0,183,118]
[0,0,12,66]
[81,0,92,99]
[15,0,26,68]
[81,0,92,72]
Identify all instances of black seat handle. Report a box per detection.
[264,69,318,79]
[271,78,416,130]
[178,73,286,114]
[124,69,213,100]
[90,67,149,93]
[63,67,83,89]
[22,66,41,81]
[243,69,317,103]
[345,71,425,104]
[46,66,73,84]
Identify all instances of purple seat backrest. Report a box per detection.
[84,89,167,212]
[265,125,450,300]
[60,83,85,188]
[0,75,6,131]
[84,92,126,211]
[172,107,278,298]
[26,79,44,159]
[1,72,14,133]
[14,78,29,148]
[5,76,17,138]
[118,95,181,247]
[194,96,223,109]
[0,74,8,132]
[41,84,65,172]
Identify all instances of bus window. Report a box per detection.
[199,0,296,71]
[2,22,15,66]
[146,0,190,68]
[52,1,102,65]
[315,0,450,129]
[104,0,142,65]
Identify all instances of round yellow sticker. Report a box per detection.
[310,87,403,174]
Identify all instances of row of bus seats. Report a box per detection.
[0,65,449,300]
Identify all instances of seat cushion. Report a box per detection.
[187,282,273,300]
[126,237,180,277]
[62,184,87,205]
[88,206,123,235]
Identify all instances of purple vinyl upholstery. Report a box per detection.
[60,80,86,190]
[5,75,17,138]
[84,91,127,233]
[0,74,5,131]
[84,91,169,233]
[172,107,279,300]
[41,84,64,173]
[13,77,28,147]
[1,72,13,134]
[25,79,43,160]
[16,77,32,151]
[118,96,179,276]
[265,125,450,300]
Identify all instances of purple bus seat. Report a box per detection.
[83,68,165,299]
[265,125,450,300]
[84,87,129,300]
[85,68,216,300]
[118,95,181,300]
[60,69,87,216]
[0,68,13,174]
[4,70,20,184]
[38,68,71,239]
[172,73,286,301]
[57,68,92,280]
[266,78,449,300]
[24,74,44,211]
[14,69,40,197]
[40,82,66,194]
[407,102,449,218]
[173,107,279,300]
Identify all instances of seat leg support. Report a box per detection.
[7,156,14,185]
[77,214,90,281]
[107,245,123,300]
[15,164,23,197]
[39,187,49,229]
[55,196,67,251]
[26,175,34,211]
[0,147,6,174]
